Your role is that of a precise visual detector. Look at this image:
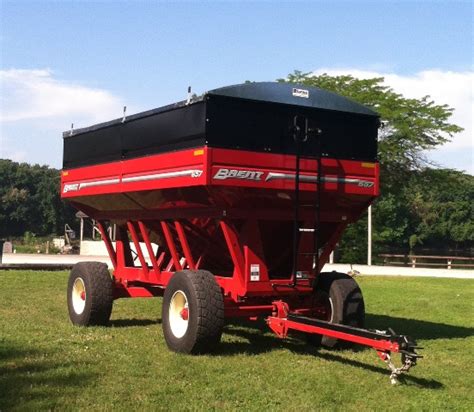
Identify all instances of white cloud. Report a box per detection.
[0,69,124,123]
[0,69,126,167]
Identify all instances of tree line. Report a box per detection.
[1,72,472,260]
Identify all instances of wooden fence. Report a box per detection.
[379,254,474,269]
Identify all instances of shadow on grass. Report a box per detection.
[0,341,97,410]
[218,321,443,388]
[213,317,457,389]
[104,314,467,389]
[219,319,310,356]
[110,318,160,328]
[366,314,474,340]
[315,351,443,389]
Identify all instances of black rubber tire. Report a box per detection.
[162,270,224,354]
[67,261,113,326]
[310,271,365,349]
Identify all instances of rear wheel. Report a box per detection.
[162,270,224,354]
[308,271,365,348]
[67,262,113,326]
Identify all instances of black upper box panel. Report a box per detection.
[63,82,379,169]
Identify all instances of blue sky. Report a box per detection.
[1,1,472,173]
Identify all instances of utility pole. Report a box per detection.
[80,217,84,243]
[368,205,372,266]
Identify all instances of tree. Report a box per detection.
[404,169,474,251]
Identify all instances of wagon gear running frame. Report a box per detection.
[61,82,421,383]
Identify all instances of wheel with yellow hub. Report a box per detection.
[67,262,113,326]
[162,270,224,354]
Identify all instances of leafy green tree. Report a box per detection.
[404,169,474,251]
[0,159,77,238]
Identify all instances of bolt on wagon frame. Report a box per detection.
[62,82,421,383]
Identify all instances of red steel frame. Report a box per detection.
[60,136,424,384]
[61,146,379,309]
[61,146,417,361]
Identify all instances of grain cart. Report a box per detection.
[61,82,421,383]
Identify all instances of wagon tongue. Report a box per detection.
[268,301,422,384]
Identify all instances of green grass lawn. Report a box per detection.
[1,271,473,411]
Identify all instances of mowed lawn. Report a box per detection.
[1,271,473,411]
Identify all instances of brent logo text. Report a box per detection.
[213,168,264,181]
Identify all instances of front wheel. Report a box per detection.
[162,270,224,354]
[308,271,365,348]
[67,261,113,326]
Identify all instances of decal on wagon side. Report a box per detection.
[357,181,374,188]
[63,183,79,193]
[122,169,203,183]
[62,170,203,194]
[211,168,375,188]
[292,88,309,98]
[250,264,260,281]
[265,172,374,187]
[62,178,120,193]
[213,168,264,181]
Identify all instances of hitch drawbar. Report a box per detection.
[267,301,422,384]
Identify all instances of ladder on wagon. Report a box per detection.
[291,114,323,288]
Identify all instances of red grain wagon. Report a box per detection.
[61,82,420,383]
